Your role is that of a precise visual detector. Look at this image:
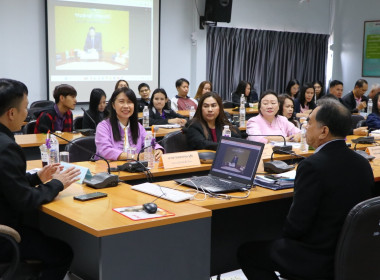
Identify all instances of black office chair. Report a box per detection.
[334,196,380,280]
[22,120,36,134]
[222,101,235,108]
[73,116,83,130]
[351,114,365,129]
[0,225,20,280]
[64,136,96,162]
[161,131,189,153]
[29,100,54,109]
[356,119,366,128]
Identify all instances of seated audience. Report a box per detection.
[34,84,77,133]
[342,79,368,113]
[232,80,259,107]
[0,78,81,280]
[294,83,317,117]
[186,92,241,150]
[137,83,151,112]
[285,79,300,99]
[327,80,345,104]
[95,87,163,161]
[82,88,108,130]
[366,92,380,130]
[368,83,380,100]
[115,79,129,90]
[171,78,198,111]
[194,81,212,101]
[246,91,301,144]
[149,88,187,126]
[313,80,325,100]
[278,94,300,128]
[237,99,373,280]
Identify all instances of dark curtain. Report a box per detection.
[206,27,329,100]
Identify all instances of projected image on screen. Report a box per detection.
[55,6,130,71]
[220,147,250,174]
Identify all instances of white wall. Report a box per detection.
[332,0,380,94]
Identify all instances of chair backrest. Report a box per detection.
[30,100,55,109]
[0,225,20,280]
[22,120,36,134]
[351,114,365,129]
[73,116,83,130]
[223,100,235,108]
[161,131,189,153]
[356,119,366,128]
[64,136,96,162]
[335,196,380,280]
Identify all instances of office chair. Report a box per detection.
[356,119,366,128]
[0,225,20,280]
[351,114,364,129]
[22,120,36,134]
[161,131,189,153]
[29,100,54,109]
[222,101,235,108]
[334,196,380,280]
[64,136,96,162]
[73,116,83,130]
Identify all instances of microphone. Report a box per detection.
[246,134,293,154]
[81,107,97,128]
[49,131,119,189]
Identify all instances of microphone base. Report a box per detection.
[84,172,119,189]
[118,161,148,172]
[272,145,293,154]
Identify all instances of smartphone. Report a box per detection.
[74,192,108,201]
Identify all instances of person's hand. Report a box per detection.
[52,167,81,189]
[357,101,367,111]
[37,163,62,183]
[288,133,301,142]
[353,126,368,136]
[154,149,163,161]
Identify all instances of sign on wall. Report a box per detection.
[363,20,380,77]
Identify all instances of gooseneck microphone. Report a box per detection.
[49,131,119,189]
[246,134,293,154]
[81,107,97,127]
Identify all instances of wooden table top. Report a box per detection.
[15,132,84,148]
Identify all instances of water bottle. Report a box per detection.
[300,121,308,152]
[189,106,195,120]
[222,125,231,137]
[143,106,149,128]
[48,135,60,164]
[367,98,373,115]
[39,144,49,167]
[239,94,246,127]
[144,131,154,169]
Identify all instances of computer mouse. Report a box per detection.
[143,202,158,214]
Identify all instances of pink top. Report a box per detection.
[246,114,300,143]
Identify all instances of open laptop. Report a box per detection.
[174,137,264,193]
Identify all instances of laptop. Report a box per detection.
[174,136,265,193]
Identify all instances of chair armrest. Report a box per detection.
[0,225,21,243]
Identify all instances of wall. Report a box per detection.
[332,0,380,93]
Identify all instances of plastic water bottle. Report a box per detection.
[48,135,60,164]
[144,131,154,169]
[189,106,195,120]
[222,125,231,137]
[367,98,373,115]
[39,144,49,167]
[239,94,246,127]
[143,106,149,128]
[300,121,308,152]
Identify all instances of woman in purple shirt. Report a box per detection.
[95,87,163,161]
[247,91,301,144]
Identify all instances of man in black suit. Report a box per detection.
[342,79,368,113]
[0,79,81,279]
[237,99,373,280]
[84,26,102,53]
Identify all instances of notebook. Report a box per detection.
[175,136,264,193]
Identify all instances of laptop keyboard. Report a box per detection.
[190,176,248,192]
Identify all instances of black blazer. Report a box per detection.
[342,91,368,113]
[185,120,241,150]
[137,98,150,113]
[149,108,186,126]
[0,123,63,228]
[232,91,259,107]
[271,140,373,279]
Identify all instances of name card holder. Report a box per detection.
[367,146,380,158]
[160,151,201,169]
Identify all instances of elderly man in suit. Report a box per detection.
[237,99,373,280]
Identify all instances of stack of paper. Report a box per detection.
[254,170,296,190]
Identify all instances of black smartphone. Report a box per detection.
[74,192,108,201]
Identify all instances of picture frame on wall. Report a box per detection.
[362,20,380,77]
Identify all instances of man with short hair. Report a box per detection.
[368,83,380,100]
[237,99,373,280]
[0,79,81,279]
[328,80,345,105]
[34,84,77,133]
[137,83,151,112]
[342,79,368,113]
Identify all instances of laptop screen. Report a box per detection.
[210,137,264,184]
